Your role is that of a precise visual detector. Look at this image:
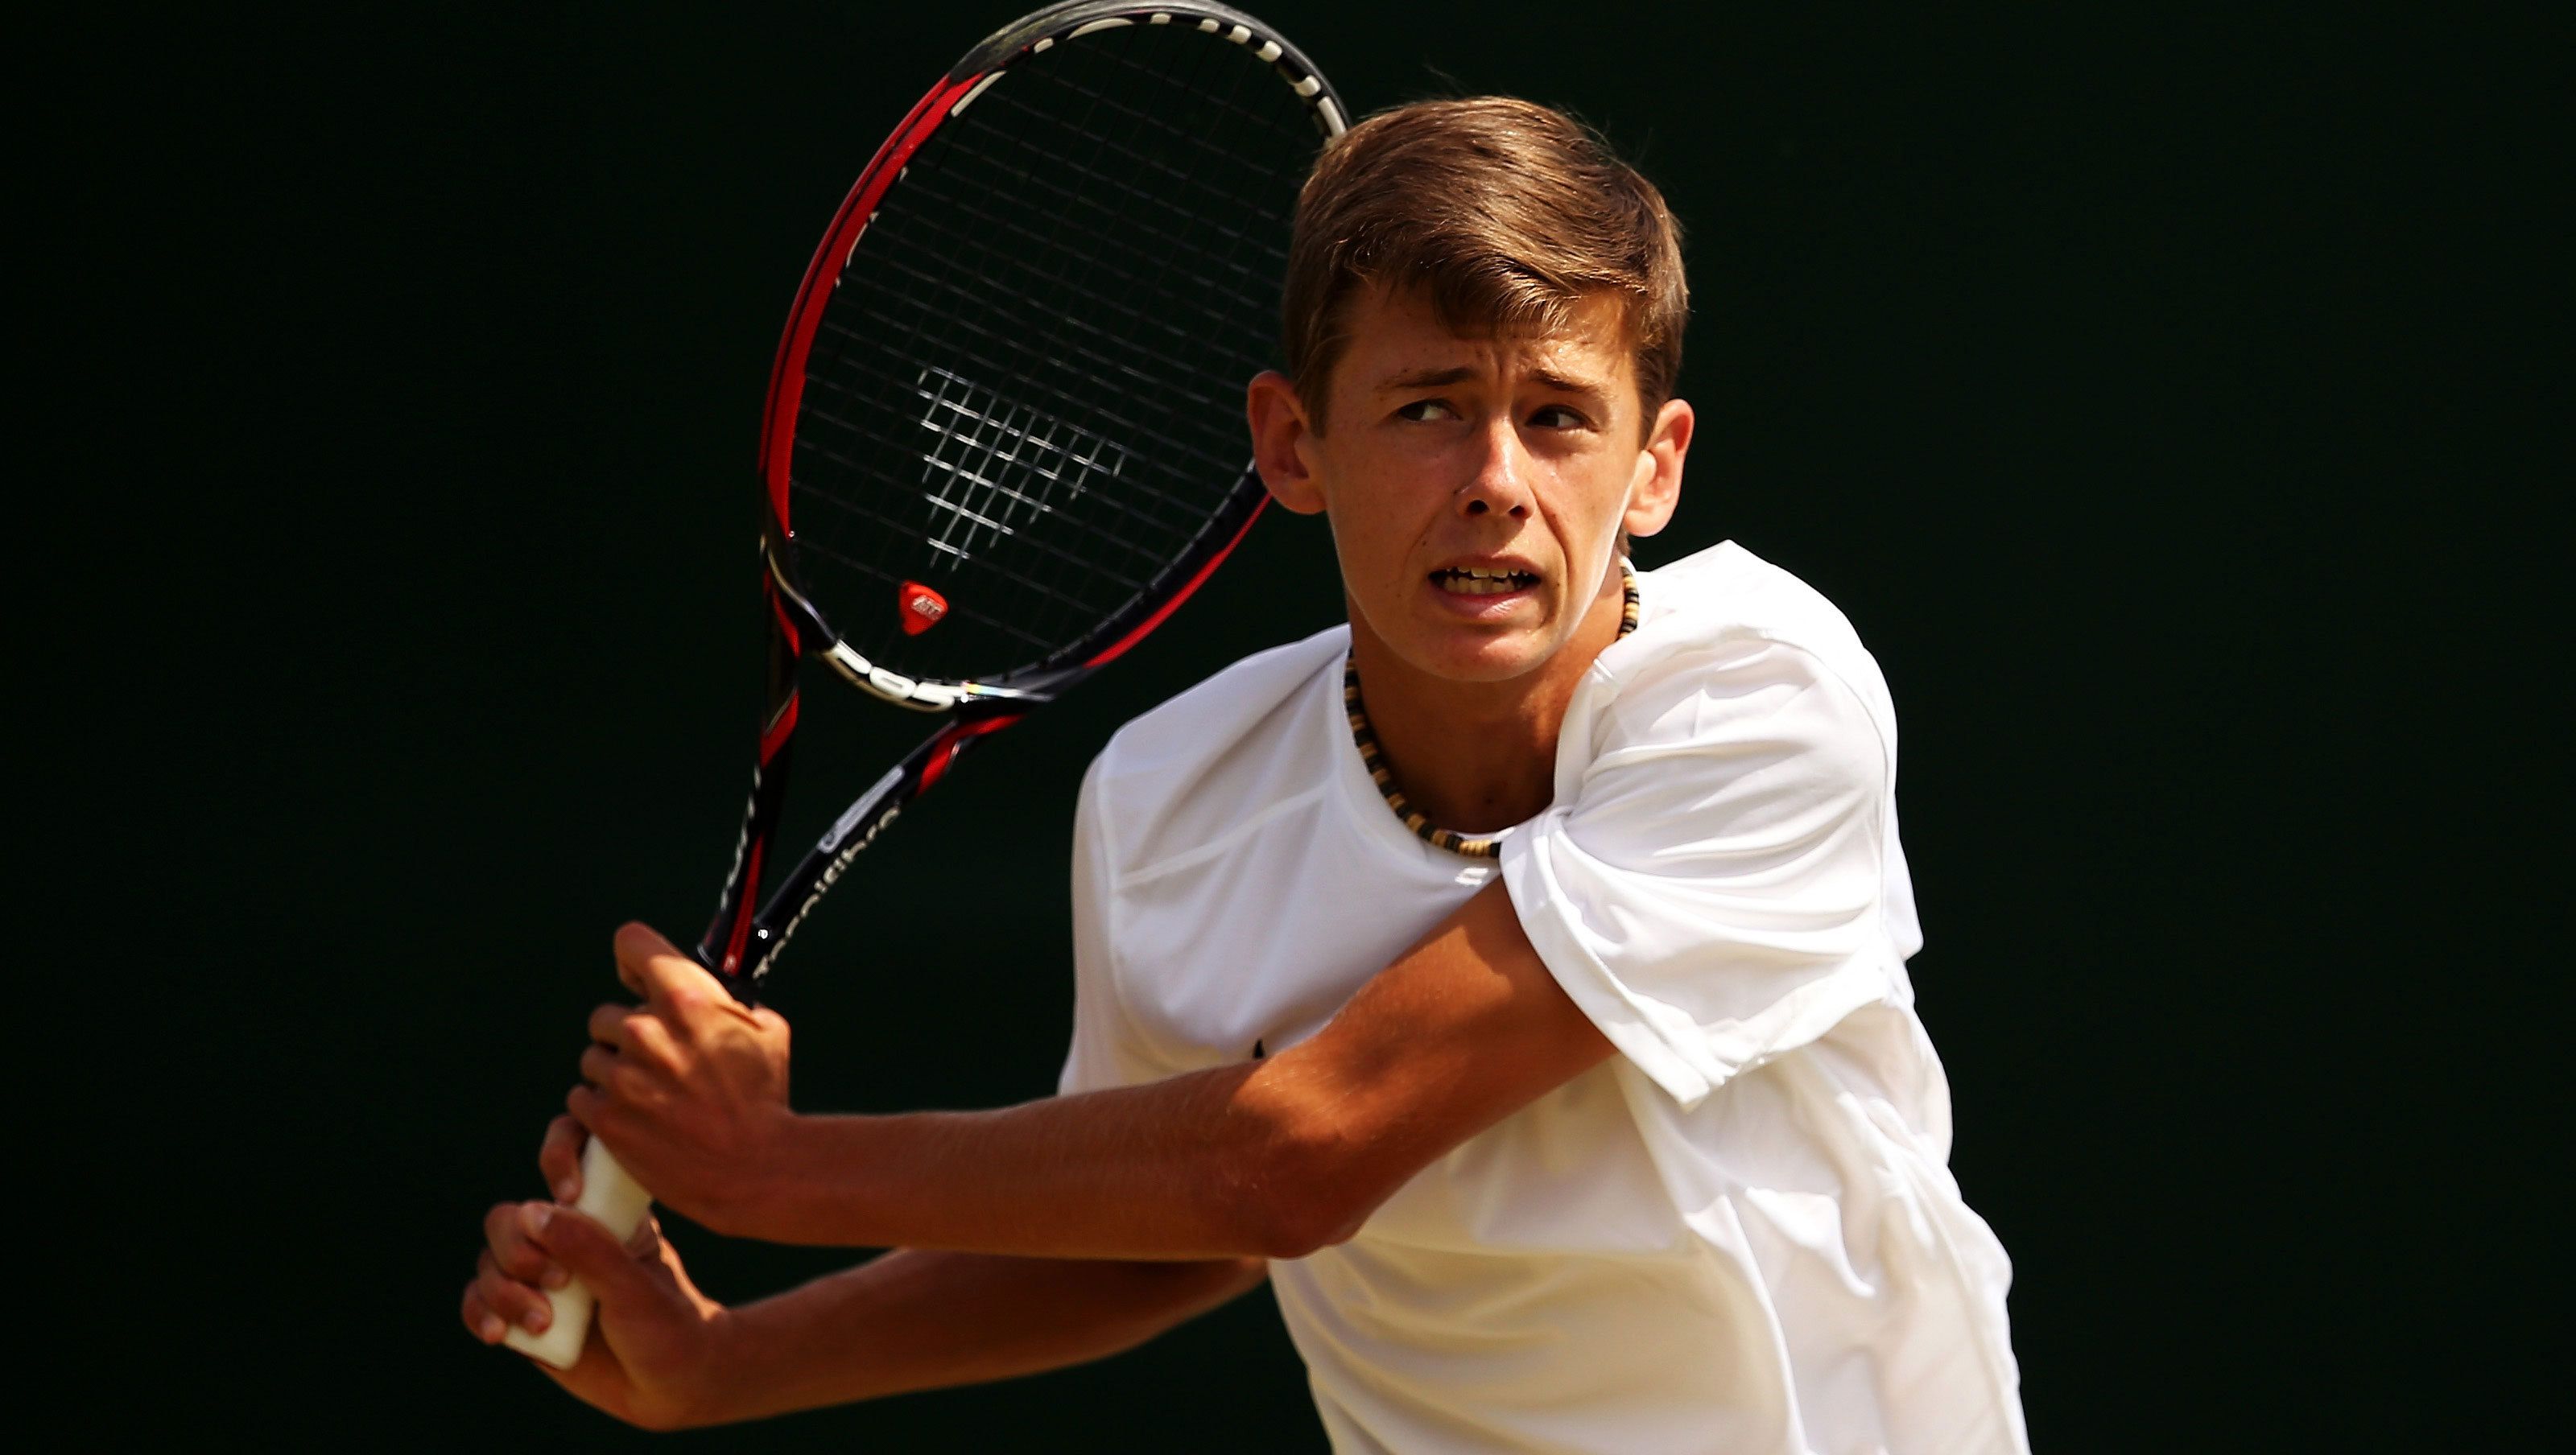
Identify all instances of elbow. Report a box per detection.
[1229,1126,1377,1261]
[621,1399,706,1436]
[1242,1185,1364,1262]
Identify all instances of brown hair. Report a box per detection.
[1281,97,1688,433]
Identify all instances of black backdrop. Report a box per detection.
[68,2,2554,1449]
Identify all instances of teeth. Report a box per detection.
[1435,567,1536,596]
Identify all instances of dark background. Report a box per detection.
[68,2,2553,1448]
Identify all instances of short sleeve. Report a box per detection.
[1057,754,1154,1096]
[1501,637,1903,1108]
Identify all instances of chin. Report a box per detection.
[1402,627,1558,684]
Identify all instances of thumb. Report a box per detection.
[532,1205,658,1312]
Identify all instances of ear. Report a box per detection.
[1248,370,1327,516]
[1622,396,1693,538]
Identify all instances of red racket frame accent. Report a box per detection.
[719,837,772,976]
[757,75,985,529]
[919,713,1024,793]
[757,693,800,763]
[1084,497,1269,668]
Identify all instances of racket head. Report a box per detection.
[761,2,1348,706]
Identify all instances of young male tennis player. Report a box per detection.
[467,97,2029,1452]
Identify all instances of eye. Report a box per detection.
[1396,398,1459,423]
[1530,404,1591,430]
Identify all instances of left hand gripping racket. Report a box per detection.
[506,1,1345,1369]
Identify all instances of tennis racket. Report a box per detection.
[505,0,1346,1369]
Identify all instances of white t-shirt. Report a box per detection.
[1060,542,2028,1455]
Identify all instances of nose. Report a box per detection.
[1455,415,1534,521]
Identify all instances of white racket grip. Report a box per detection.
[502,1139,653,1369]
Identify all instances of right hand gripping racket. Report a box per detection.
[506,2,1346,1370]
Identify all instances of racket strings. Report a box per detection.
[803,258,1236,587]
[797,446,1153,606]
[943,31,1297,517]
[790,23,1317,681]
[1055,27,1327,173]
[795,332,1208,624]
[944,31,1282,401]
[997,70,1307,264]
[799,346,1207,565]
[1009,35,1312,302]
[803,126,1288,595]
[849,174,1270,435]
[918,367,1135,563]
[894,134,1283,363]
[798,408,1170,608]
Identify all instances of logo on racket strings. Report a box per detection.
[899,581,948,635]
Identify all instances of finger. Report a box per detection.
[612,922,710,1006]
[518,1203,577,1288]
[567,1082,608,1135]
[462,1278,506,1344]
[619,1012,679,1067]
[482,1202,570,1286]
[475,1249,555,1334]
[578,1008,675,1070]
[533,1202,663,1317]
[578,1044,622,1092]
[586,1001,636,1049]
[539,1116,585,1202]
[484,1202,539,1276]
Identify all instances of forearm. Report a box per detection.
[745,1062,1311,1258]
[695,1249,1265,1425]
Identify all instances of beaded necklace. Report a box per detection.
[1344,559,1641,858]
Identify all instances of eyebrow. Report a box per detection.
[1376,365,1611,398]
[1378,366,1477,391]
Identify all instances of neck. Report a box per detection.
[1347,567,1629,835]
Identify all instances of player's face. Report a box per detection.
[1257,285,1689,683]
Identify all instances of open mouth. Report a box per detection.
[1432,566,1539,597]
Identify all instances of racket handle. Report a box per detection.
[502,1138,653,1369]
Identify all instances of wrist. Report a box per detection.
[670,1304,749,1428]
[711,1107,815,1242]
[752,1111,868,1245]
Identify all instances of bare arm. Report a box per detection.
[708,1249,1265,1423]
[584,880,1612,1259]
[465,1156,1263,1429]
[481,877,1603,1421]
